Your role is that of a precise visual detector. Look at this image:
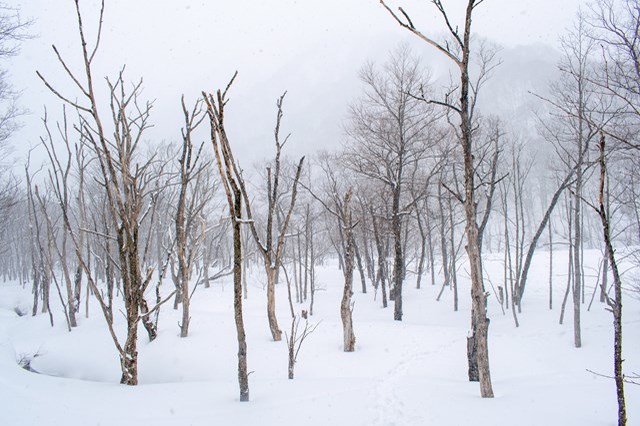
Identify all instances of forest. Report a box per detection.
[0,1,639,425]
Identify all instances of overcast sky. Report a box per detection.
[7,0,585,166]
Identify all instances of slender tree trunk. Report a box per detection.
[560,203,574,325]
[266,265,282,341]
[293,237,300,303]
[600,184,610,304]
[427,215,436,287]
[573,182,582,347]
[309,217,316,316]
[596,133,626,426]
[31,268,39,317]
[438,183,450,294]
[549,221,553,310]
[415,207,427,289]
[341,190,356,352]
[516,166,578,307]
[203,85,250,401]
[73,265,82,314]
[461,47,494,397]
[304,208,310,301]
[354,240,367,294]
[372,209,388,308]
[288,318,296,379]
[392,187,404,321]
[448,195,459,312]
[233,192,249,401]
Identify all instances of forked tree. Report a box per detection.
[175,96,207,338]
[236,93,305,342]
[305,155,357,351]
[203,74,250,402]
[37,0,171,385]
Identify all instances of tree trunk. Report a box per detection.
[304,207,310,301]
[288,318,296,379]
[309,216,316,316]
[549,221,553,310]
[341,190,356,352]
[415,206,427,289]
[392,188,404,321]
[462,53,494,399]
[372,209,388,308]
[596,133,626,426]
[266,265,282,341]
[73,265,82,314]
[448,195,459,312]
[438,182,450,295]
[120,321,138,385]
[354,240,367,294]
[560,206,574,325]
[233,193,250,401]
[573,181,582,348]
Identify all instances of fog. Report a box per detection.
[7,0,582,165]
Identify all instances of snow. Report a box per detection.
[0,249,638,425]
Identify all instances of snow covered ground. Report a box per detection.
[0,249,638,426]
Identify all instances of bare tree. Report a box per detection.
[531,16,606,346]
[175,96,207,338]
[203,73,250,402]
[37,0,173,385]
[38,109,78,329]
[589,0,640,148]
[0,2,30,150]
[344,45,441,321]
[339,189,357,352]
[381,0,495,396]
[593,132,627,426]
[303,155,357,351]
[285,310,319,379]
[236,93,305,342]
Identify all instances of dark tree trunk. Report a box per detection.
[233,190,249,402]
[596,133,626,426]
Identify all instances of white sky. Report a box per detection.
[6,0,585,166]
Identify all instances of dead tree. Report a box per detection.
[38,109,78,329]
[36,0,172,385]
[594,131,627,426]
[340,189,357,352]
[236,93,305,342]
[175,96,206,338]
[381,0,495,397]
[285,310,319,379]
[203,74,250,402]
